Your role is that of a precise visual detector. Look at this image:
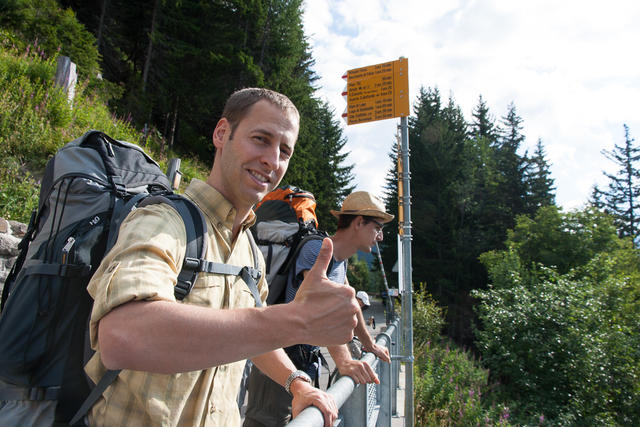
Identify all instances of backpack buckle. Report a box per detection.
[183,257,201,271]
[244,267,261,281]
[174,281,192,300]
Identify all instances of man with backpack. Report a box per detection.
[243,191,393,427]
[80,88,358,426]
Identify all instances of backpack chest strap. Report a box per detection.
[177,258,263,307]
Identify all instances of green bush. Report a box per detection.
[414,340,513,427]
[0,0,100,77]
[473,207,640,425]
[413,289,513,426]
[413,288,445,346]
[347,255,371,292]
[0,157,39,223]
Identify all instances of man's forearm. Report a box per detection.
[251,349,296,386]
[354,305,376,348]
[327,344,353,367]
[99,300,310,373]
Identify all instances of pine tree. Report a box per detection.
[382,134,400,287]
[283,100,354,229]
[525,138,556,213]
[497,102,529,219]
[594,124,640,243]
[469,95,499,143]
[387,87,478,342]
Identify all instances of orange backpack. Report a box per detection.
[254,185,318,227]
[252,186,327,304]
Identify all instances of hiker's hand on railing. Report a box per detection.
[363,342,391,363]
[336,359,379,385]
[292,238,358,346]
[290,380,337,427]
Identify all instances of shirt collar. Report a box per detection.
[184,179,256,232]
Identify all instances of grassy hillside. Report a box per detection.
[0,30,209,223]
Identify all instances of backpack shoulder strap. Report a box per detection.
[285,234,332,279]
[137,194,208,301]
[1,209,38,310]
[69,369,120,425]
[243,230,263,307]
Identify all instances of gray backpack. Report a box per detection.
[0,131,261,425]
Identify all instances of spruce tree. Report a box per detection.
[388,87,477,342]
[382,135,400,287]
[497,102,529,219]
[593,124,640,244]
[525,138,556,213]
[469,95,499,143]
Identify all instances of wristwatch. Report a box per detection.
[284,370,312,395]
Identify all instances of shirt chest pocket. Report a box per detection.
[187,273,225,309]
[229,278,259,309]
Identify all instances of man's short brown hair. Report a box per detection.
[222,88,299,139]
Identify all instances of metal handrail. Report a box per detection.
[286,320,399,427]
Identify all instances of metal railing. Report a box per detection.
[287,319,400,427]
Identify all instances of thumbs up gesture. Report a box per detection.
[291,238,359,346]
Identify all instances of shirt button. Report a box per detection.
[209,402,216,414]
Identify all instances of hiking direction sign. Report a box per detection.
[342,58,409,125]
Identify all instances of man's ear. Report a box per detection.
[212,118,230,150]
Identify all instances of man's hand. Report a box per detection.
[362,342,391,363]
[335,358,379,384]
[292,238,358,346]
[290,380,337,427]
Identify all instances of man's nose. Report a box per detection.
[261,145,280,170]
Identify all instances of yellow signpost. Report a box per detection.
[341,57,414,426]
[343,57,409,125]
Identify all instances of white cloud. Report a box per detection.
[302,0,640,210]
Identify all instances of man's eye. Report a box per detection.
[281,151,291,160]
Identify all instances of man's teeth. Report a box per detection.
[250,170,269,183]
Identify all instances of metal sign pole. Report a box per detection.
[398,115,414,426]
[374,241,395,324]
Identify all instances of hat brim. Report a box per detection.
[330,209,394,223]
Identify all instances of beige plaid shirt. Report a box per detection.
[85,179,267,426]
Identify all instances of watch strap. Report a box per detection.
[284,369,312,395]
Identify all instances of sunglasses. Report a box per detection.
[370,219,384,235]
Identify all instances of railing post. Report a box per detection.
[391,331,399,415]
[341,383,368,427]
[378,351,392,426]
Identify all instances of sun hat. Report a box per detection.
[330,191,394,223]
[355,291,371,307]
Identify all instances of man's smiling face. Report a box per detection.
[211,99,299,213]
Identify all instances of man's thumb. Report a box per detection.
[308,238,333,278]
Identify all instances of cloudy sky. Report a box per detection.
[301,0,640,210]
